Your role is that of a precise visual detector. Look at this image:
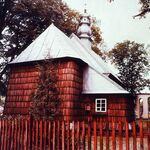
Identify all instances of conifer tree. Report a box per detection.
[30,60,60,119]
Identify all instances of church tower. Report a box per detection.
[77,9,92,49]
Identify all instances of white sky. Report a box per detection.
[63,0,150,50]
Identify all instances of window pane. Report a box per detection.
[101,107,105,111]
[97,108,100,111]
[102,100,105,104]
[97,100,100,104]
[97,104,100,107]
[102,104,105,107]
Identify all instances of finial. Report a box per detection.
[84,0,87,13]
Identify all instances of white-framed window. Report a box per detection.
[95,98,107,112]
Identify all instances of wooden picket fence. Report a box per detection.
[0,118,150,150]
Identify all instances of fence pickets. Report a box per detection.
[0,118,149,150]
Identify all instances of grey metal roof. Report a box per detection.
[10,24,129,94]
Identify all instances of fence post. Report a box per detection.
[125,121,129,150]
[81,121,85,150]
[14,119,17,150]
[118,121,122,150]
[106,120,109,150]
[28,117,31,150]
[52,121,56,150]
[112,120,116,150]
[35,119,39,150]
[10,119,14,150]
[100,119,103,150]
[44,120,47,150]
[88,120,91,150]
[94,119,97,150]
[7,119,11,150]
[139,119,143,150]
[132,121,137,150]
[72,121,75,150]
[24,119,28,150]
[62,121,65,150]
[3,119,7,150]
[48,120,51,150]
[32,119,35,150]
[148,122,150,150]
[67,120,70,150]
[77,121,80,150]
[57,120,60,150]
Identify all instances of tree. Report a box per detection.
[134,0,150,18]
[0,0,102,96]
[29,59,60,119]
[0,0,13,36]
[109,40,150,95]
[110,0,150,17]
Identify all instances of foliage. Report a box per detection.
[0,0,102,96]
[29,59,60,119]
[110,0,150,17]
[134,0,150,18]
[91,24,103,56]
[109,40,150,95]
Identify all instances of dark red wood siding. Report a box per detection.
[4,58,134,121]
[4,65,38,115]
[4,59,83,120]
[82,94,134,121]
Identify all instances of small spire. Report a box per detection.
[77,1,92,49]
[84,0,87,13]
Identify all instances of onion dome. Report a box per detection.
[77,9,92,49]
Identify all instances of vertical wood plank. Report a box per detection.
[94,120,97,150]
[106,121,109,150]
[27,119,31,150]
[88,121,91,150]
[112,121,116,150]
[119,121,123,150]
[20,119,24,150]
[3,119,7,150]
[100,119,103,150]
[32,120,35,150]
[40,120,43,150]
[132,121,137,150]
[53,121,56,150]
[77,121,80,150]
[14,119,17,150]
[36,119,39,150]
[62,121,65,150]
[10,120,14,150]
[125,121,129,150]
[72,121,75,150]
[48,121,51,150]
[81,121,85,150]
[6,119,11,150]
[1,119,4,150]
[57,120,60,150]
[44,120,47,150]
[0,119,1,149]
[17,119,21,150]
[24,119,27,150]
[139,120,143,150]
[67,121,70,150]
[148,122,150,150]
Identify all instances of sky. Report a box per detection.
[63,0,150,50]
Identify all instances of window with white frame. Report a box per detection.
[95,99,107,112]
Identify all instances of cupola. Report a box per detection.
[77,9,92,49]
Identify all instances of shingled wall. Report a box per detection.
[4,59,83,120]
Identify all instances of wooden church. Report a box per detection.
[4,10,134,121]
